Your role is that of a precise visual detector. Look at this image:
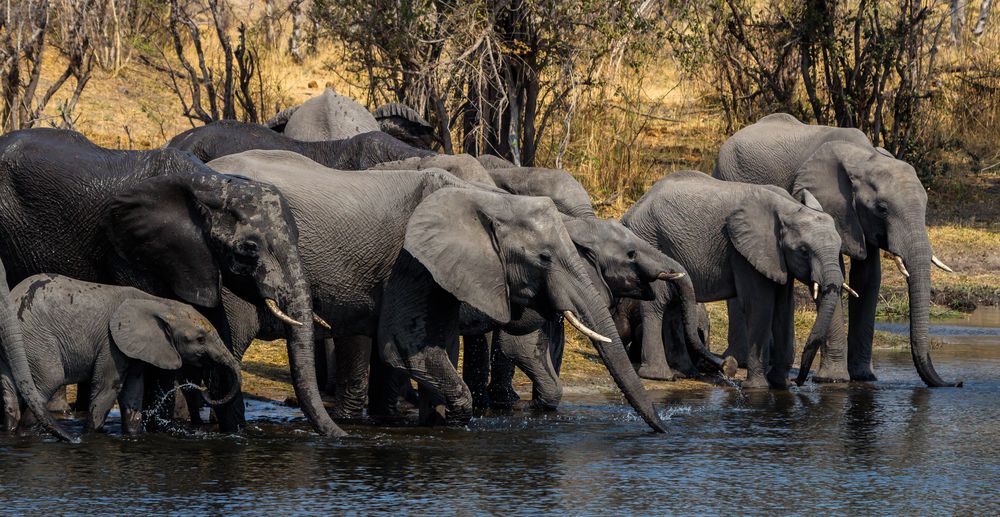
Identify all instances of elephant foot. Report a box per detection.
[812,365,851,384]
[637,363,676,382]
[849,368,878,382]
[767,373,791,390]
[487,382,520,408]
[742,375,770,390]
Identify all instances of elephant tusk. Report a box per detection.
[842,283,860,298]
[892,255,910,278]
[265,298,303,326]
[812,282,820,300]
[313,314,332,330]
[657,271,685,281]
[932,255,954,273]
[563,310,612,343]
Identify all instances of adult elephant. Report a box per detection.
[713,113,959,387]
[168,120,432,170]
[480,165,736,401]
[623,171,845,389]
[264,88,381,141]
[207,150,669,433]
[0,129,338,437]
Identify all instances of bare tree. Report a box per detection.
[1,0,97,131]
[973,0,994,36]
[164,0,266,123]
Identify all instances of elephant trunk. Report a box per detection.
[278,258,346,436]
[202,349,243,406]
[675,276,737,376]
[795,287,841,386]
[0,264,78,442]
[902,243,961,387]
[555,261,667,433]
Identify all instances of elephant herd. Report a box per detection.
[0,89,959,443]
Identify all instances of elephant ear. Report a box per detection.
[110,299,183,370]
[108,175,221,307]
[403,188,511,323]
[725,192,788,285]
[791,141,869,259]
[798,188,825,212]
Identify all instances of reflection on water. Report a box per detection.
[876,305,1000,345]
[1,345,999,514]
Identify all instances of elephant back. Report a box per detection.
[283,89,380,142]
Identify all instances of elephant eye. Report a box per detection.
[627,250,637,260]
[876,202,889,216]
[539,252,552,264]
[237,240,260,257]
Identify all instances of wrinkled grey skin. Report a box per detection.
[623,171,845,389]
[713,113,958,387]
[264,88,380,141]
[0,128,332,437]
[1,275,240,438]
[373,103,438,151]
[208,150,669,432]
[169,120,432,170]
[470,165,730,406]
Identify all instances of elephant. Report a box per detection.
[713,113,959,387]
[206,150,670,432]
[622,171,846,389]
[462,165,733,405]
[477,154,517,169]
[168,120,432,170]
[1,274,240,437]
[264,88,381,141]
[370,154,496,186]
[0,128,338,437]
[373,102,438,151]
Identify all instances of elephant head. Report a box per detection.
[110,298,242,407]
[107,153,339,436]
[563,218,735,375]
[487,167,597,219]
[381,188,668,432]
[791,142,958,387]
[727,189,846,379]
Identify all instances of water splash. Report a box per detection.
[718,372,747,404]
[141,382,202,434]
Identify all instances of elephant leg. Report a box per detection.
[723,300,750,367]
[462,333,492,409]
[410,341,472,426]
[182,387,203,425]
[322,338,337,394]
[499,330,562,410]
[367,348,411,418]
[207,365,245,433]
[545,320,565,375]
[87,387,119,433]
[847,251,880,381]
[0,362,20,432]
[637,292,675,381]
[767,283,794,388]
[663,297,698,378]
[118,368,144,435]
[733,256,775,389]
[487,336,520,407]
[331,335,371,420]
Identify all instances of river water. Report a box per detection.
[1,336,998,514]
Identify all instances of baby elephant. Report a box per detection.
[1,274,241,436]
